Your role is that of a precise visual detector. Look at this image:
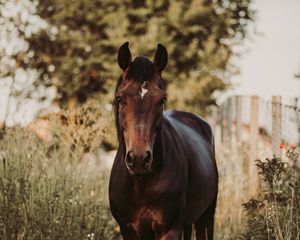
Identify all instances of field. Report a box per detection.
[0,103,299,239]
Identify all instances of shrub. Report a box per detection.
[241,150,300,240]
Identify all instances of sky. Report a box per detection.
[1,0,300,125]
[226,0,300,103]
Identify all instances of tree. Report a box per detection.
[19,0,253,114]
[0,0,55,132]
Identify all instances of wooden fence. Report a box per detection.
[213,95,300,157]
[211,95,300,238]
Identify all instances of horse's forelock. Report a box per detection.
[126,56,155,83]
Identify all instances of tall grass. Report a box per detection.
[0,102,119,240]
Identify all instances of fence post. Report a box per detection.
[249,95,260,195]
[226,97,233,146]
[250,95,259,159]
[236,95,242,141]
[209,106,218,132]
[272,96,282,156]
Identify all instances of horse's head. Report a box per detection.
[114,42,168,175]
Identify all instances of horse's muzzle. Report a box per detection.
[125,150,153,175]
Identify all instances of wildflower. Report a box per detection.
[279,143,286,149]
[87,233,94,239]
[290,143,297,150]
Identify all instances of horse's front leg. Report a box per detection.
[159,229,182,240]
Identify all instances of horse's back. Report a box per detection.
[163,110,218,225]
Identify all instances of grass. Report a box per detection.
[0,102,119,240]
[1,101,299,239]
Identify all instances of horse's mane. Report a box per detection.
[113,75,123,141]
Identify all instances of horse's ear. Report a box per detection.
[153,43,168,72]
[118,42,132,71]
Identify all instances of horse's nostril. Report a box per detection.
[144,151,151,164]
[126,151,135,167]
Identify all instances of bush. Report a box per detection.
[0,104,119,240]
[241,150,300,240]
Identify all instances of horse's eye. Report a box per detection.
[116,96,123,105]
[160,98,166,105]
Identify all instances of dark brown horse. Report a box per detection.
[109,42,218,240]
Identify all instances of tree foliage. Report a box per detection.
[20,0,253,113]
[0,0,55,128]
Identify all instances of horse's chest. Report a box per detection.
[130,206,164,237]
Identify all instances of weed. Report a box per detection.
[241,151,299,240]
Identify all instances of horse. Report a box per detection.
[109,42,218,240]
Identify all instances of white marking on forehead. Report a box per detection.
[140,81,149,98]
